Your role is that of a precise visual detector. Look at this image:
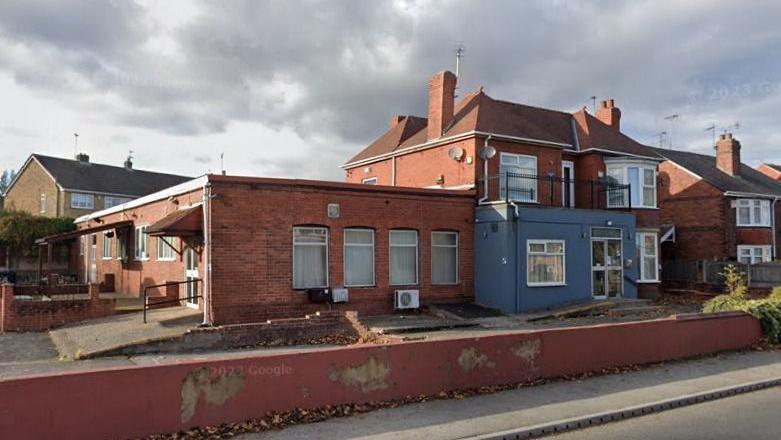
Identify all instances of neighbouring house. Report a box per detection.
[2,153,191,282]
[655,133,781,265]
[37,175,475,324]
[343,71,664,312]
[3,153,191,218]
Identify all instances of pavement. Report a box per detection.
[548,386,781,439]
[49,306,202,359]
[237,349,781,440]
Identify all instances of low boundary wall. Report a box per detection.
[0,311,762,440]
[0,283,115,332]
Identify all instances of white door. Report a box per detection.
[562,161,575,208]
[184,247,199,308]
[591,228,623,298]
[88,234,97,284]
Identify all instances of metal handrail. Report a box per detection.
[484,173,632,210]
[142,279,202,323]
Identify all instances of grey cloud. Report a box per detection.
[0,0,780,176]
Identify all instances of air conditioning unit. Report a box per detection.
[332,288,349,303]
[394,289,420,310]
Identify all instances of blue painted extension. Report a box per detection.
[475,204,637,313]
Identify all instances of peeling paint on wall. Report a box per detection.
[511,338,542,365]
[328,354,390,393]
[181,367,245,424]
[458,347,495,371]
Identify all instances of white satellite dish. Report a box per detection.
[479,145,496,160]
[448,147,465,161]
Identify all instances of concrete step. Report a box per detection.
[114,297,143,312]
[611,299,653,309]
[608,306,667,317]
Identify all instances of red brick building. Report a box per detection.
[67,175,474,325]
[345,71,665,300]
[655,134,781,263]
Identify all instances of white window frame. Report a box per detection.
[104,196,131,209]
[134,225,150,261]
[361,177,378,185]
[527,240,566,287]
[500,152,538,203]
[292,226,329,289]
[102,231,113,260]
[343,228,375,287]
[637,232,659,282]
[70,192,95,210]
[735,199,771,227]
[605,160,657,208]
[431,231,459,285]
[39,193,46,214]
[389,230,419,286]
[737,245,771,265]
[157,236,177,262]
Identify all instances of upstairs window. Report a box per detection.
[71,193,94,210]
[605,162,657,208]
[105,196,132,209]
[293,227,328,288]
[39,193,46,214]
[500,153,538,202]
[736,199,770,227]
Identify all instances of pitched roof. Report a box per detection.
[31,154,192,197]
[345,90,576,166]
[762,163,781,173]
[572,110,660,158]
[653,147,781,197]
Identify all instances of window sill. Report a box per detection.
[527,283,566,288]
[736,225,771,228]
[157,258,176,262]
[432,282,460,286]
[101,257,113,261]
[637,280,661,284]
[70,206,94,210]
[343,285,376,289]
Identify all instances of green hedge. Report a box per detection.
[0,210,75,258]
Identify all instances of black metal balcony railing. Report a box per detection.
[481,173,632,210]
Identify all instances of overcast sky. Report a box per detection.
[1,0,779,181]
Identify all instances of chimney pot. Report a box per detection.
[124,157,133,170]
[390,115,404,129]
[427,71,457,140]
[75,153,89,163]
[608,99,615,107]
[601,100,608,108]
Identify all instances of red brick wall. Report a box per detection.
[0,284,117,332]
[208,179,475,324]
[736,227,773,245]
[77,190,204,302]
[658,160,729,260]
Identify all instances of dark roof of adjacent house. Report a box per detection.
[652,147,781,197]
[31,154,192,197]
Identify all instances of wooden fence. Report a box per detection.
[663,260,781,289]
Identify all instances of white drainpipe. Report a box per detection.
[773,198,779,260]
[201,182,212,326]
[478,135,493,205]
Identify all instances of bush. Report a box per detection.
[0,210,75,258]
[703,264,781,343]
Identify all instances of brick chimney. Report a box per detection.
[596,99,621,130]
[715,132,741,176]
[390,115,404,129]
[427,71,457,140]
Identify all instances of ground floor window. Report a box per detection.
[390,230,418,285]
[527,240,565,286]
[737,245,771,264]
[102,231,113,260]
[432,231,458,284]
[293,227,328,288]
[637,232,659,282]
[157,236,177,261]
[344,229,375,287]
[134,226,149,260]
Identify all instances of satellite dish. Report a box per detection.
[479,145,496,160]
[448,147,465,161]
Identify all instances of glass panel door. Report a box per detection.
[591,232,623,298]
[184,247,199,307]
